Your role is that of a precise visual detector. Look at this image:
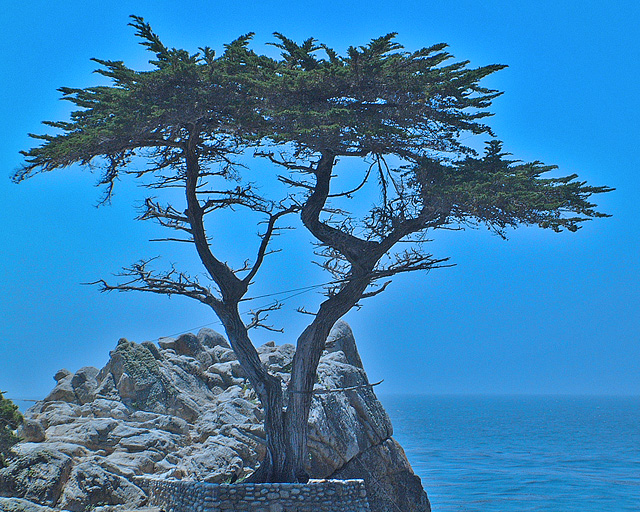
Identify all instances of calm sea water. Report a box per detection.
[379,395,640,512]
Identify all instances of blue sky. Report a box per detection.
[1,0,638,406]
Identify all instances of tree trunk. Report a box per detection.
[216,304,289,482]
[284,276,372,481]
[285,318,334,481]
[183,135,291,481]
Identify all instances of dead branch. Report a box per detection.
[360,280,392,299]
[245,302,283,332]
[278,174,315,190]
[256,151,315,173]
[289,379,384,395]
[149,237,194,243]
[138,198,192,233]
[327,162,373,198]
[87,259,220,307]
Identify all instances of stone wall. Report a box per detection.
[136,477,371,512]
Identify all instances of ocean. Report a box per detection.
[379,395,640,512]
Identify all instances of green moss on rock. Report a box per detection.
[113,339,170,411]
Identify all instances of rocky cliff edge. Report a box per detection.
[0,321,429,512]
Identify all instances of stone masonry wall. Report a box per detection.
[135,477,371,512]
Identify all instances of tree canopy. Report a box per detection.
[14,16,612,482]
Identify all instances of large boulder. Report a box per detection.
[0,444,73,507]
[325,320,364,369]
[0,324,429,512]
[57,462,147,512]
[332,438,431,512]
[306,351,392,476]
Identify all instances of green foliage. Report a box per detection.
[406,140,612,237]
[0,391,23,467]
[15,15,610,234]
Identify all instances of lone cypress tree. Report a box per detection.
[14,16,611,481]
[0,392,22,467]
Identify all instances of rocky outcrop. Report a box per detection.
[333,438,431,512]
[0,321,429,512]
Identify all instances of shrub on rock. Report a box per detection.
[0,392,22,467]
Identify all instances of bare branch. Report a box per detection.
[243,205,300,285]
[200,185,274,215]
[138,198,192,233]
[88,259,220,307]
[245,302,283,332]
[373,254,454,280]
[289,379,384,395]
[327,161,374,198]
[278,175,315,190]
[360,280,392,299]
[149,237,194,243]
[256,151,316,173]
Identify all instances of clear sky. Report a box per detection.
[1,0,638,407]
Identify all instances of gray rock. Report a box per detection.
[214,385,245,402]
[173,333,205,358]
[117,430,180,454]
[2,322,429,512]
[332,438,431,512]
[35,402,81,429]
[85,399,130,420]
[53,370,71,383]
[94,374,119,401]
[44,375,76,404]
[0,445,72,507]
[211,345,236,363]
[259,343,295,372]
[18,442,87,458]
[306,357,392,477]
[197,328,229,349]
[157,337,176,351]
[326,320,364,369]
[70,367,99,405]
[206,398,263,432]
[207,361,247,382]
[16,419,45,443]
[116,373,136,400]
[0,497,57,512]
[141,341,163,361]
[138,415,189,436]
[172,438,245,483]
[44,418,119,452]
[102,451,160,478]
[57,462,146,512]
[255,341,276,356]
[203,371,225,390]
